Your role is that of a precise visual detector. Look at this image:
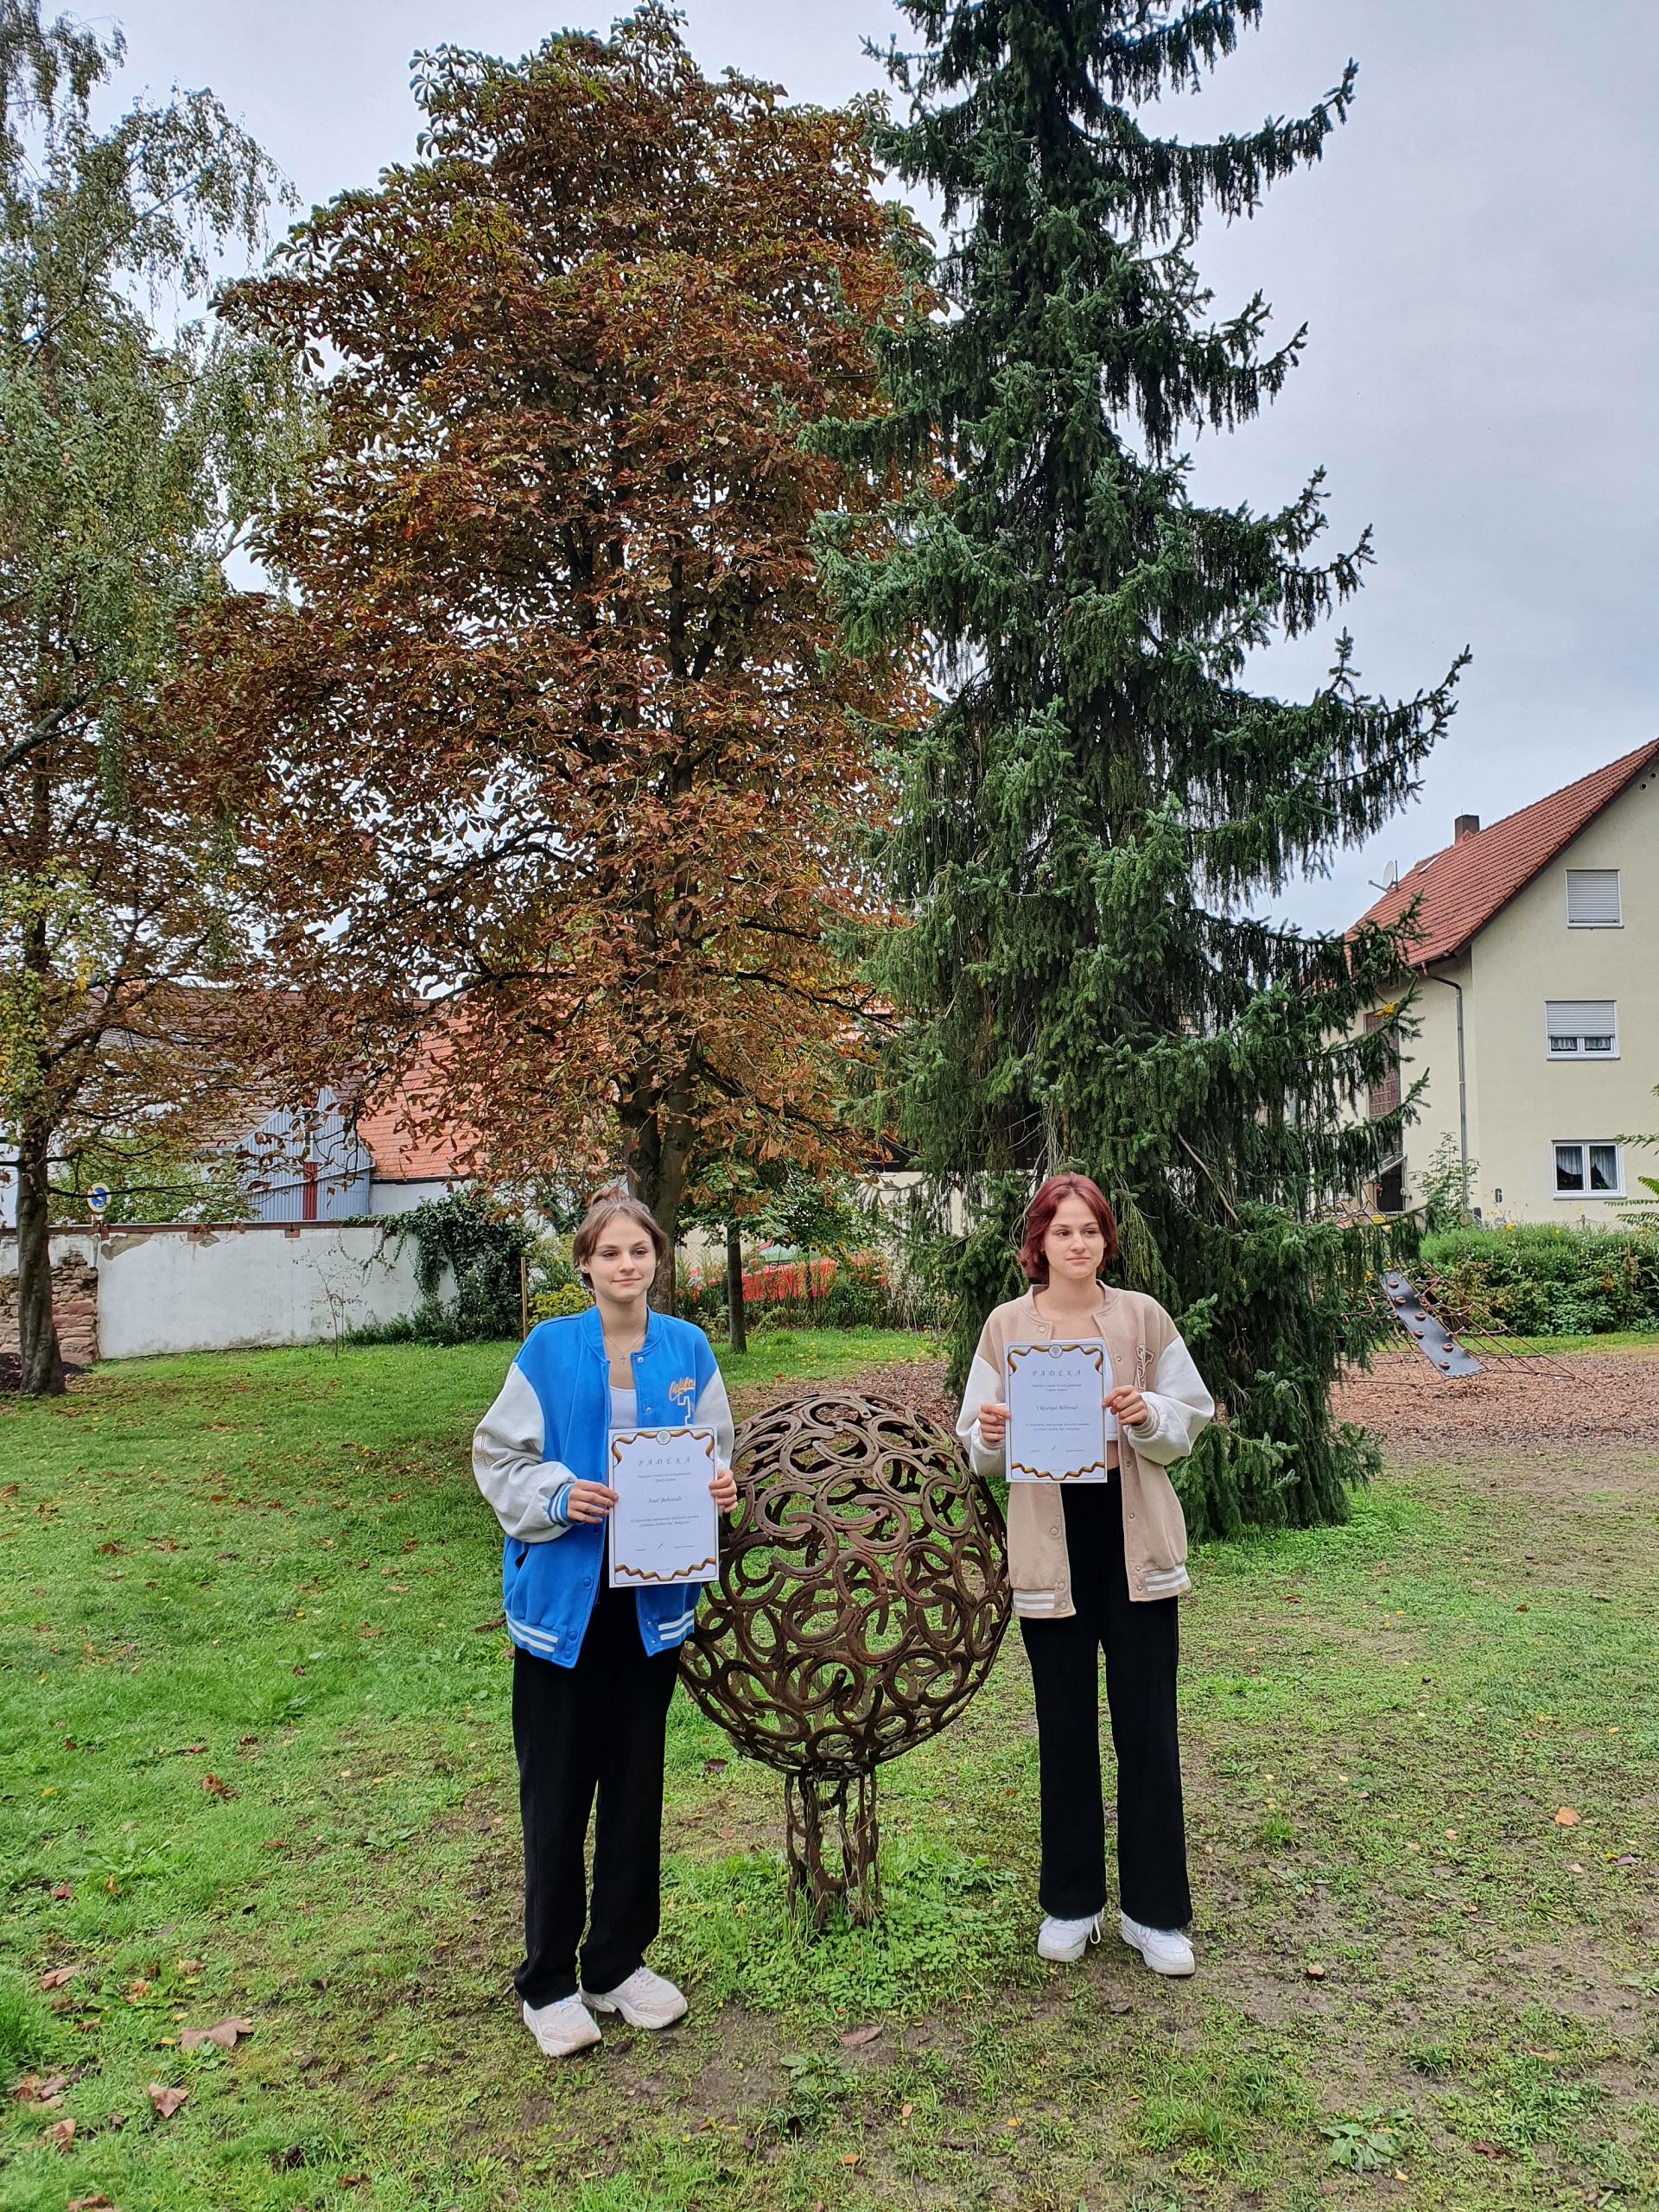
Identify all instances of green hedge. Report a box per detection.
[1419,1224,1659,1338]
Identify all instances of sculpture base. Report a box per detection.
[785,1770,880,1930]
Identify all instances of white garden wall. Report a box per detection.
[0,1224,437,1361]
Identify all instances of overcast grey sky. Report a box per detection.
[94,0,1659,933]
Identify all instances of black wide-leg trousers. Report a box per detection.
[512,1584,680,2007]
[1019,1479,1192,1931]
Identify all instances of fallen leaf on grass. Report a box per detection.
[67,2195,117,2210]
[201,1773,236,1798]
[1554,1807,1580,1826]
[1610,1853,1638,1866]
[41,2116,75,2150]
[839,2153,860,2166]
[336,2173,370,2188]
[259,1837,289,1851]
[148,2083,188,2119]
[180,2018,253,2053]
[51,1883,72,1899]
[1471,2140,1507,2158]
[471,1614,505,1633]
[16,2072,68,2103]
[38,1965,79,1989]
[270,2147,305,2171]
[838,2024,882,2049]
[1304,1963,1326,1980]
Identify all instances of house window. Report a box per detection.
[1554,1141,1622,1197]
[1565,868,1621,926]
[1545,1001,1618,1058]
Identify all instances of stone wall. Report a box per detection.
[0,1250,99,1368]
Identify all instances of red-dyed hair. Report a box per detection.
[1018,1173,1118,1283]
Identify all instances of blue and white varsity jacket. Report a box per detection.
[471,1305,734,1667]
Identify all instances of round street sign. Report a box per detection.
[87,1183,111,1216]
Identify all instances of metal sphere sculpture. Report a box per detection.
[681,1391,1009,1929]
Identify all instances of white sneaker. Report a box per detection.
[580,1966,687,2030]
[1120,1911,1195,1976]
[522,1993,601,2056]
[1037,1910,1103,1962]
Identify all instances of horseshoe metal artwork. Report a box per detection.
[680,1391,1010,1929]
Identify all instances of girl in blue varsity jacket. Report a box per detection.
[473,1194,735,2060]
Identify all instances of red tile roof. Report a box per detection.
[1356,739,1659,966]
[354,1036,472,1183]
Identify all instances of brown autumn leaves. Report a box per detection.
[180,16,929,1249]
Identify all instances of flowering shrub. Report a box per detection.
[680,1251,941,1334]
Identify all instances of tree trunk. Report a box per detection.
[725,1220,747,1354]
[16,1119,64,1397]
[620,1065,695,1313]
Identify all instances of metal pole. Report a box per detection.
[1426,971,1469,1199]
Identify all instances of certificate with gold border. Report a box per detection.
[1005,1341,1114,1482]
[607,1425,720,1587]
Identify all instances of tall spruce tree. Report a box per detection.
[822,0,1465,1535]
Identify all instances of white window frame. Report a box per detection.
[1545,1000,1618,1060]
[1565,868,1622,927]
[1553,1140,1624,1199]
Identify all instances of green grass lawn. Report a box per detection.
[3,1336,1657,2211]
[1456,1328,1659,1357]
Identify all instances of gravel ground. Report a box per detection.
[739,1343,1659,1458]
[732,1358,955,1431]
[1333,1340,1659,1452]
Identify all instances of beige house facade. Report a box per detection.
[1356,740,1659,1225]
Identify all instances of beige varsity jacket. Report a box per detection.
[957,1287,1215,1615]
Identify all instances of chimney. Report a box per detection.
[1454,813,1480,842]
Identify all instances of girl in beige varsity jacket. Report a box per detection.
[957,1174,1214,1976]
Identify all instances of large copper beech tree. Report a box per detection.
[187,10,923,1286]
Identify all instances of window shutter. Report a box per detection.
[1546,1001,1616,1036]
[1565,869,1621,925]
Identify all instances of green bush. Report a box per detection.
[529,1281,592,1323]
[1418,1224,1659,1338]
[351,1191,535,1345]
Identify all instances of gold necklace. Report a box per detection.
[602,1312,648,1363]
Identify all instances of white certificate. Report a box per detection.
[1005,1340,1116,1483]
[607,1426,721,1588]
